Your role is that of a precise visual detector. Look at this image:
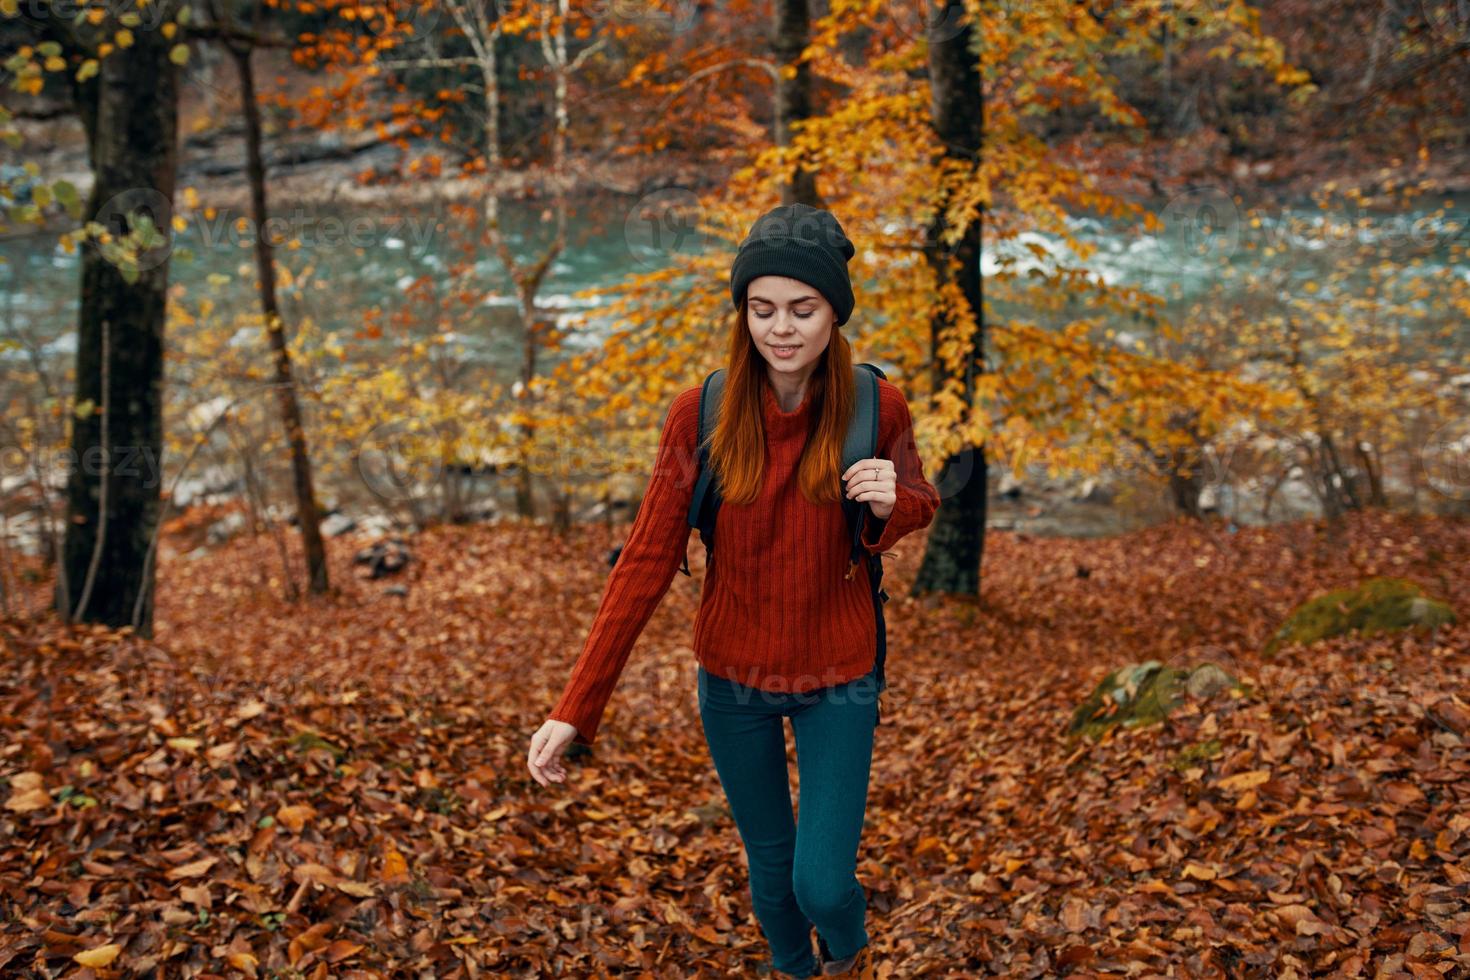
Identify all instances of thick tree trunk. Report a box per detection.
[57,17,182,634]
[233,44,330,595]
[1355,438,1386,507]
[1169,447,1206,517]
[913,2,985,596]
[772,0,823,207]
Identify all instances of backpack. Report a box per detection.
[677,362,893,721]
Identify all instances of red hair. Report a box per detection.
[707,297,858,507]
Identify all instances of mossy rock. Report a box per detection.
[1067,660,1249,741]
[1171,738,1223,772]
[1265,576,1456,656]
[290,730,347,761]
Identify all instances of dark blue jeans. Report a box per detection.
[697,661,881,978]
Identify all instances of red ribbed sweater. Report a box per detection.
[549,375,940,745]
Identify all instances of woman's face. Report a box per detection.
[745,274,834,379]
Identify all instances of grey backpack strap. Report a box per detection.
[841,363,884,576]
[683,368,726,573]
[845,362,892,707]
[842,363,883,472]
[684,364,881,580]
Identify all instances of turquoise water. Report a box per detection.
[3,190,1463,366]
[0,191,717,363]
[987,191,1466,341]
[2,188,1463,538]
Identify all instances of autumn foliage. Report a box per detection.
[2,508,1467,976]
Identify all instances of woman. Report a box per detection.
[527,203,940,978]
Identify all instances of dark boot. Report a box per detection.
[816,934,835,974]
[820,942,875,978]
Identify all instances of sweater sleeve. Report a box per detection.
[860,382,940,555]
[547,387,702,746]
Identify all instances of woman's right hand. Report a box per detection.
[527,719,580,787]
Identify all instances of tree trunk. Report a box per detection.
[232,44,331,595]
[551,486,572,532]
[772,0,823,206]
[1355,438,1386,507]
[57,15,182,634]
[913,2,985,596]
[1168,447,1206,517]
[469,0,576,523]
[516,285,538,517]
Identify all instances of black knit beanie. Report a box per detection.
[729,203,857,326]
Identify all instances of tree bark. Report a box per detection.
[56,10,183,634]
[772,0,823,206]
[913,1,985,596]
[1168,449,1206,517]
[231,43,331,595]
[1355,438,1386,507]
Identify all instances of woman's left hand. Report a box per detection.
[842,458,896,521]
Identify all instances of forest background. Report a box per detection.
[1,0,1469,975]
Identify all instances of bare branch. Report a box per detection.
[657,58,779,115]
[374,54,483,70]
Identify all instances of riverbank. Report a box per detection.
[8,61,1470,227]
[3,433,1466,564]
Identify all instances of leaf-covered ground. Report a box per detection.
[2,508,1468,978]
